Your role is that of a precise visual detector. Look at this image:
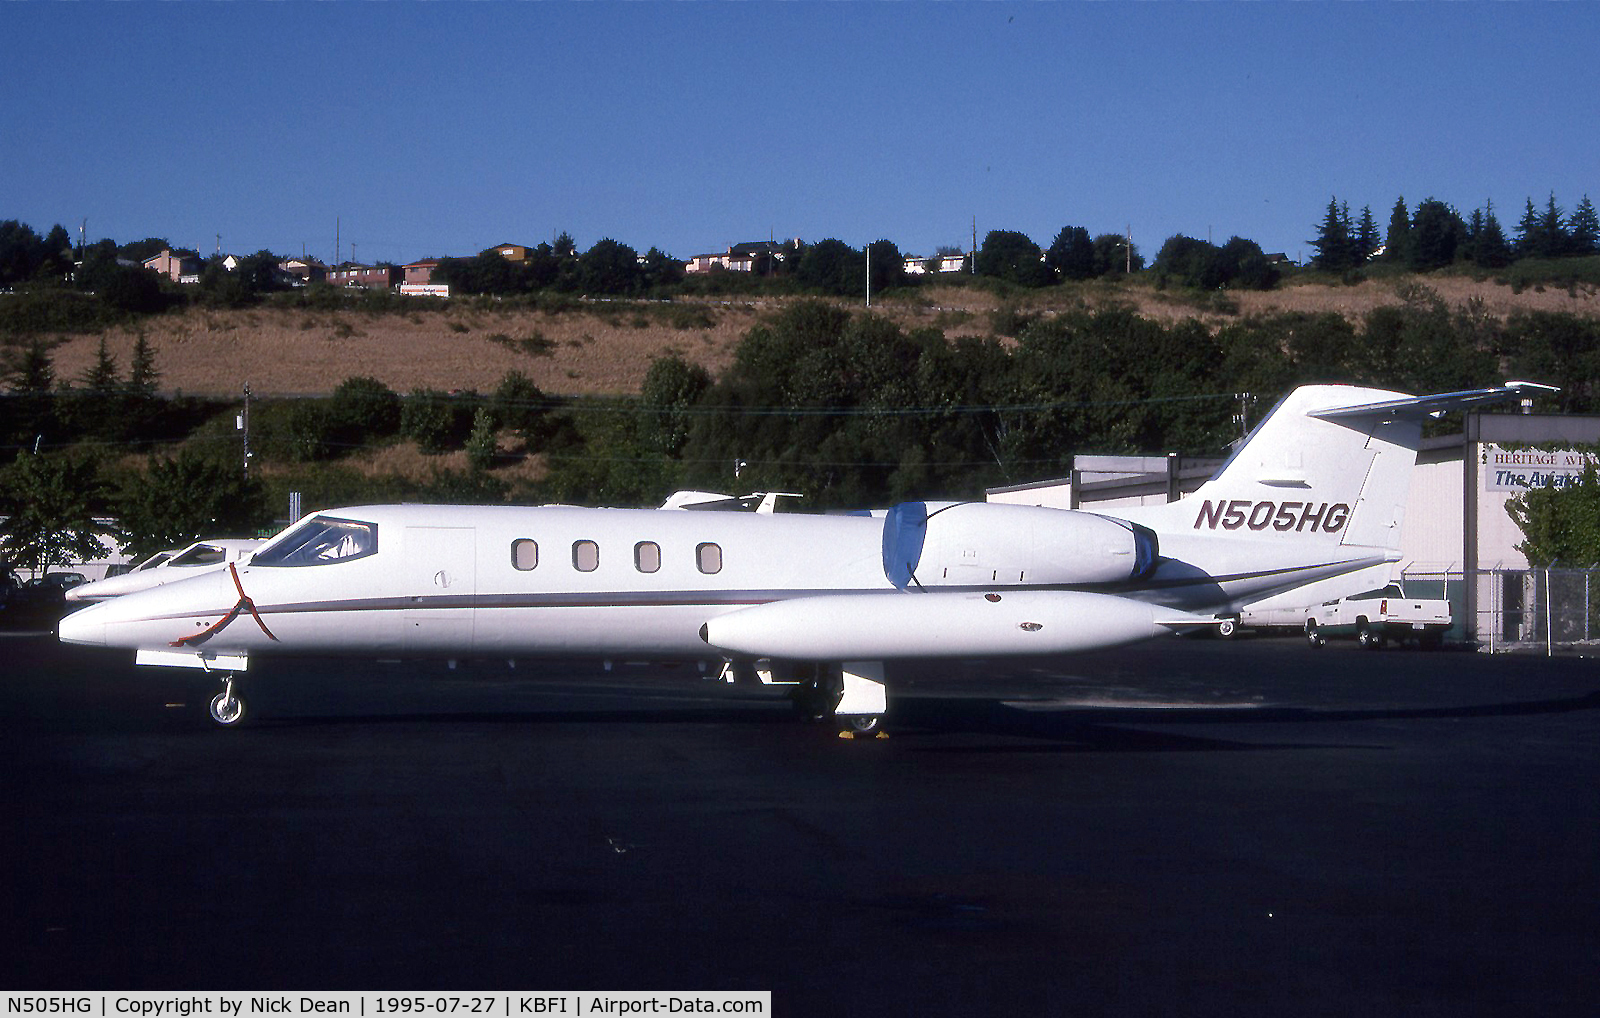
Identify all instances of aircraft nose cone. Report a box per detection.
[58,601,108,646]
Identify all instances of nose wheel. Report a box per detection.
[208,674,247,726]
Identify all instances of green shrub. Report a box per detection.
[401,388,478,453]
[0,289,119,336]
[328,376,400,438]
[1497,256,1600,292]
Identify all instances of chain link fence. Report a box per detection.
[1476,566,1600,654]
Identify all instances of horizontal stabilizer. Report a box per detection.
[1309,381,1559,421]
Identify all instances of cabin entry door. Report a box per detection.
[403,526,477,654]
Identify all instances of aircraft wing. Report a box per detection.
[1308,380,1559,421]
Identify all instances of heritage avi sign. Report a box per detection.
[1484,444,1600,491]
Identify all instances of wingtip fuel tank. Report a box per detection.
[701,589,1211,660]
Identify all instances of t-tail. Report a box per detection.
[1133,382,1557,554]
[1116,382,1556,610]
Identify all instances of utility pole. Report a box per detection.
[239,383,253,480]
[865,242,871,307]
[972,216,978,273]
[1234,391,1253,440]
[1126,224,1133,274]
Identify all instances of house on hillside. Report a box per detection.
[403,259,442,284]
[903,252,969,275]
[685,239,799,274]
[279,258,328,285]
[400,258,449,296]
[142,249,202,283]
[493,244,532,263]
[327,263,401,289]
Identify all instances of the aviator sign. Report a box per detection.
[1484,444,1600,491]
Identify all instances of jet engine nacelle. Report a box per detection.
[882,501,1157,588]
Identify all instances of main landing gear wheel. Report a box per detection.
[1217,617,1239,639]
[838,714,884,738]
[208,675,247,726]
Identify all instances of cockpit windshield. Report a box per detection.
[252,516,378,567]
[169,544,227,568]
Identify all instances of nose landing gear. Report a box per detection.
[208,673,247,726]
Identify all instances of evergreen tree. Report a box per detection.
[81,337,118,392]
[6,339,54,393]
[1540,193,1569,256]
[1309,198,1353,271]
[1384,197,1411,264]
[1568,195,1599,256]
[128,333,159,396]
[1516,197,1542,257]
[1475,200,1513,268]
[465,407,498,472]
[1354,206,1380,262]
[3,340,57,448]
[65,337,125,441]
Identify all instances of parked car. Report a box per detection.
[0,571,88,625]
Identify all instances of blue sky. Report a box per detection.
[5,3,1597,267]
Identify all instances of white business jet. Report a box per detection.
[66,539,264,603]
[58,381,1550,731]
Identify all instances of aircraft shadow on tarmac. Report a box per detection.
[885,690,1600,753]
[225,685,1600,755]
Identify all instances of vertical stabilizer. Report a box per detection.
[1127,385,1419,551]
[1125,382,1553,553]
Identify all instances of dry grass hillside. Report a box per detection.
[46,275,1600,398]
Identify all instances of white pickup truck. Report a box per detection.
[1303,583,1453,649]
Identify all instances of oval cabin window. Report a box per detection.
[511,539,538,571]
[635,541,661,573]
[573,540,600,572]
[696,542,723,575]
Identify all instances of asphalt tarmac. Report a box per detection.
[4,630,1598,1016]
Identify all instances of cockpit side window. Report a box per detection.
[253,516,378,567]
